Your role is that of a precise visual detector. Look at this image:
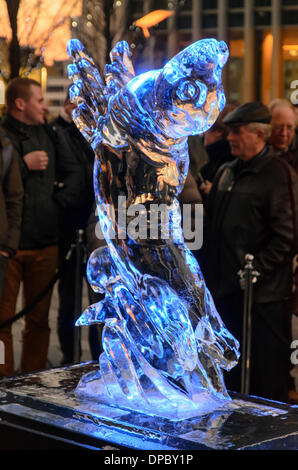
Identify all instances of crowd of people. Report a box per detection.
[198,100,298,403]
[0,76,297,405]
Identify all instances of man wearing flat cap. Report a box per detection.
[203,101,298,402]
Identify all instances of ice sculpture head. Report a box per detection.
[87,247,119,294]
[153,39,228,138]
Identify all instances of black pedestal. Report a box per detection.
[0,362,297,451]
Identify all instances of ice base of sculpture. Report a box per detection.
[1,363,297,451]
[75,368,232,421]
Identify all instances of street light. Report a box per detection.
[134,9,174,38]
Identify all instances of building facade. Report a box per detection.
[131,0,298,105]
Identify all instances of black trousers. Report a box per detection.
[214,294,292,403]
[57,241,103,365]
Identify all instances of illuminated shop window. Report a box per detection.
[228,38,244,104]
[282,31,298,100]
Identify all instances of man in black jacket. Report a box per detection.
[203,102,298,402]
[51,94,96,365]
[0,78,82,377]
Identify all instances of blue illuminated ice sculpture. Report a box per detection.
[67,38,240,419]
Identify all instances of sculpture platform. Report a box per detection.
[0,362,297,451]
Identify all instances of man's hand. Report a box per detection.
[24,151,49,171]
[0,251,9,257]
[200,179,212,195]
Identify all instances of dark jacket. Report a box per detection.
[0,129,23,254]
[272,131,298,172]
[203,145,298,303]
[51,116,95,243]
[2,114,82,250]
[200,138,234,182]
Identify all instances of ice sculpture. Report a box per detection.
[67,38,240,419]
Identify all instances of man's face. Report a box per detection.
[270,107,296,151]
[64,99,76,120]
[227,125,261,160]
[22,85,48,125]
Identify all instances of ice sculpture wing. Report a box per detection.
[104,40,135,94]
[67,39,108,151]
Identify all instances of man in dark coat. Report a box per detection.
[51,95,96,365]
[0,78,82,377]
[203,102,298,402]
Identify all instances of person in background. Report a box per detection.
[187,134,209,183]
[203,102,298,402]
[269,99,298,170]
[199,103,238,198]
[51,92,96,365]
[0,128,23,301]
[269,98,298,403]
[0,78,82,377]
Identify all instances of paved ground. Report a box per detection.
[12,281,298,391]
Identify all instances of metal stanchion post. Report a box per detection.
[238,254,260,395]
[73,229,85,364]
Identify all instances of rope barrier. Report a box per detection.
[0,242,83,331]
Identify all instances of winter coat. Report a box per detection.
[200,138,234,182]
[51,116,95,242]
[2,114,83,250]
[272,131,298,172]
[203,145,298,303]
[0,128,23,254]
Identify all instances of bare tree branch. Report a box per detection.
[76,0,131,73]
[5,0,21,79]
[4,0,81,79]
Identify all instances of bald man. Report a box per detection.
[269,100,298,170]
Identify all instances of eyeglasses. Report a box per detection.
[272,124,295,133]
